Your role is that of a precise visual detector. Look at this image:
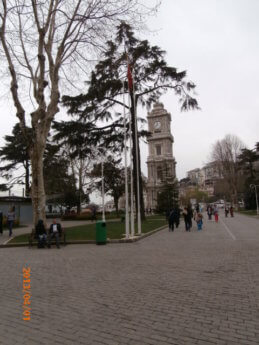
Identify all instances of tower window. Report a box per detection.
[157,166,163,181]
[156,145,161,156]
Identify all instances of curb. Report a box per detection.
[0,225,167,248]
[112,225,167,243]
[0,242,29,248]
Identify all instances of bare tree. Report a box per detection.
[0,0,159,224]
[211,134,245,205]
[67,150,96,214]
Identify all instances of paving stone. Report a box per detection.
[0,211,259,345]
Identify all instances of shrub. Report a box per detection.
[61,214,78,221]
[61,211,123,221]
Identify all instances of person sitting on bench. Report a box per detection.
[35,219,47,248]
[48,219,62,248]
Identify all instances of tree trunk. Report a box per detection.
[25,159,30,197]
[30,144,46,226]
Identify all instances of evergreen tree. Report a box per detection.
[63,22,199,221]
[238,145,259,209]
[0,123,76,201]
[0,123,31,196]
[43,143,74,196]
[238,148,258,180]
[156,181,179,214]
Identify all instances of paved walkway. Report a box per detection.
[0,211,259,345]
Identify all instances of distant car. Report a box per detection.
[215,202,225,209]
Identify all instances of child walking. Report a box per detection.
[196,212,203,231]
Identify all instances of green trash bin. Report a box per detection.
[96,221,107,245]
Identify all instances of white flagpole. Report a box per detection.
[123,81,129,239]
[126,50,135,238]
[132,71,142,235]
[129,93,135,237]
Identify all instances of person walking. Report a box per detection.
[207,205,213,220]
[91,208,97,222]
[174,206,180,229]
[214,205,219,223]
[183,206,192,231]
[187,205,193,229]
[225,206,229,217]
[230,206,234,217]
[168,208,175,231]
[7,206,15,237]
[195,212,203,231]
[183,207,189,231]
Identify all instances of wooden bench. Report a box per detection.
[28,228,66,248]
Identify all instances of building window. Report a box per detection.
[157,166,163,181]
[156,145,161,156]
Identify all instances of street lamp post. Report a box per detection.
[250,184,259,215]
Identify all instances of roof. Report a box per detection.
[0,196,32,203]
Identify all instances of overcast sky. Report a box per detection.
[139,0,259,179]
[0,0,258,196]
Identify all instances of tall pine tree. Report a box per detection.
[63,22,199,220]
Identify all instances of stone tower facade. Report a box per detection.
[146,103,176,210]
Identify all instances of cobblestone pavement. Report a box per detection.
[0,211,259,345]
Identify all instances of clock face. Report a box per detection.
[154,121,161,130]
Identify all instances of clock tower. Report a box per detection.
[146,102,176,210]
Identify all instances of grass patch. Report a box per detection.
[2,224,27,230]
[145,214,165,220]
[9,218,167,244]
[8,233,29,243]
[238,209,258,216]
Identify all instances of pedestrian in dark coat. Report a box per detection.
[225,206,229,217]
[183,207,192,231]
[207,205,212,220]
[91,208,97,221]
[35,219,47,248]
[168,209,175,231]
[187,205,193,229]
[174,206,180,228]
[7,206,15,237]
